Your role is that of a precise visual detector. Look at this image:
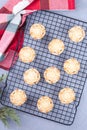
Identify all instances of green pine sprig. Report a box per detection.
[0,74,7,82]
[0,107,20,127]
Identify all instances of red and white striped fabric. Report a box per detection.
[40,0,75,10]
[0,0,75,70]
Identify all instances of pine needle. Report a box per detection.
[0,74,7,82]
[0,107,20,127]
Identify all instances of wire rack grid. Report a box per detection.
[1,11,87,125]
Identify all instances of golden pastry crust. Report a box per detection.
[37,96,54,113]
[23,68,40,86]
[44,67,60,84]
[19,46,36,63]
[68,26,85,42]
[58,87,75,104]
[64,58,80,75]
[30,23,46,40]
[48,39,65,55]
[10,89,27,106]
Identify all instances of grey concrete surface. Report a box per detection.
[0,0,87,130]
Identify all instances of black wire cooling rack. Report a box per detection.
[1,11,87,125]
